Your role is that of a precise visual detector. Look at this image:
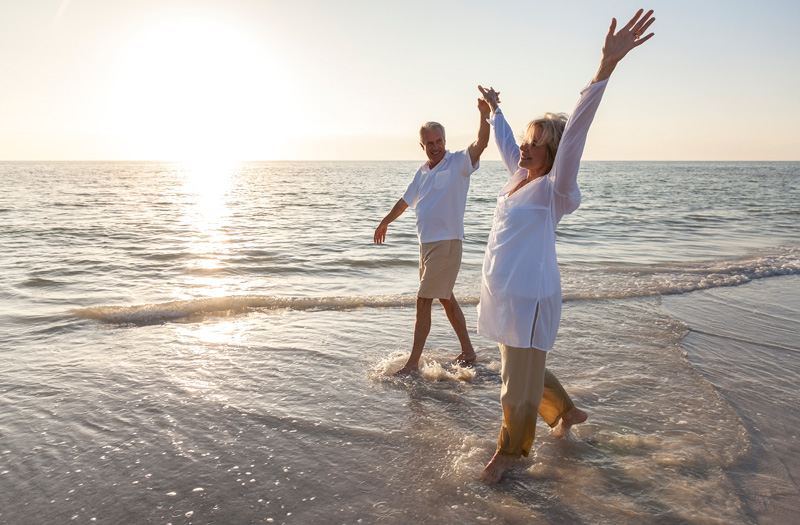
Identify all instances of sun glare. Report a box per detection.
[181,160,235,224]
[106,16,295,162]
[176,160,238,298]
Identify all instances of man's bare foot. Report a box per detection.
[479,450,515,484]
[452,350,477,364]
[552,407,589,438]
[394,364,419,376]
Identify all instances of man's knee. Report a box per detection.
[416,297,434,310]
[438,293,456,307]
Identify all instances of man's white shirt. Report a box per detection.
[402,150,479,243]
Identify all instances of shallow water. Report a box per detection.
[1,161,799,523]
[663,275,800,523]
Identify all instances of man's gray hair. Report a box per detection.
[419,121,446,143]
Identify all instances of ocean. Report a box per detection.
[1,160,798,524]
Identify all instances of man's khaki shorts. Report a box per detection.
[418,239,462,299]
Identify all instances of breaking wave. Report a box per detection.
[562,245,800,300]
[74,247,799,325]
[73,294,421,325]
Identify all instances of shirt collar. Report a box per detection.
[422,150,452,175]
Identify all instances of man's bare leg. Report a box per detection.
[395,297,433,375]
[479,450,516,484]
[439,293,476,363]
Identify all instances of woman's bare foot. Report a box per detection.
[552,407,588,438]
[452,350,477,364]
[479,450,516,484]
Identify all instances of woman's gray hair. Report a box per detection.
[523,112,569,168]
[419,121,446,143]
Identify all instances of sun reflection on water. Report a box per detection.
[168,321,247,400]
[180,160,237,224]
[178,161,240,298]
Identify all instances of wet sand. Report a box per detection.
[663,274,800,524]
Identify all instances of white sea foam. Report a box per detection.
[369,351,476,382]
[563,245,800,300]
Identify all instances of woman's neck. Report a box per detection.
[526,166,549,181]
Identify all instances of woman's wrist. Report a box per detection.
[593,58,618,83]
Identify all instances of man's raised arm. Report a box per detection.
[468,96,492,167]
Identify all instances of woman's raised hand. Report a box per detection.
[478,85,501,112]
[594,9,655,83]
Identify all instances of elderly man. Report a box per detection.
[374,95,491,375]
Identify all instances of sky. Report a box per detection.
[0,0,798,162]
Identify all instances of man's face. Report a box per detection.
[420,128,446,167]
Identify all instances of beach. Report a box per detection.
[1,160,798,523]
[663,275,800,523]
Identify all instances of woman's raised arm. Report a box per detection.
[478,85,521,177]
[553,10,656,206]
[593,9,656,84]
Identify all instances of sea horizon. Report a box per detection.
[2,159,799,163]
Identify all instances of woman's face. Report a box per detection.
[518,125,549,173]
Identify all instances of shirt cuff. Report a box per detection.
[487,109,501,126]
[582,77,609,94]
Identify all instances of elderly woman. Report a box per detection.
[476,10,656,483]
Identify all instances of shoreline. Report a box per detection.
[662,274,800,524]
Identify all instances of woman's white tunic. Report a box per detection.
[477,79,608,349]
